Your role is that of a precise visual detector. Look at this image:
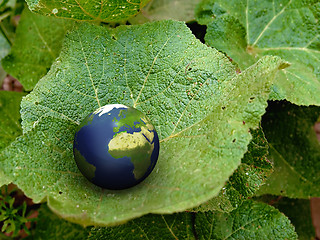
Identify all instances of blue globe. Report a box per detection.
[73,104,160,190]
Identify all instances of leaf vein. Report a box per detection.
[252,0,292,46]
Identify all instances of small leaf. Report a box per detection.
[2,8,73,91]
[258,101,320,198]
[1,21,285,226]
[199,0,320,106]
[129,0,202,24]
[195,0,226,25]
[0,30,11,85]
[26,0,150,22]
[195,200,298,240]
[256,195,315,240]
[194,126,272,212]
[0,32,10,60]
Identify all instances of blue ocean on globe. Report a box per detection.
[73,104,160,190]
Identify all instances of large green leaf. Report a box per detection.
[129,0,201,24]
[89,213,194,240]
[255,195,315,240]
[258,101,320,198]
[194,126,273,212]
[2,8,73,91]
[195,200,298,239]
[30,202,297,240]
[0,20,285,226]
[198,0,320,106]
[26,0,149,22]
[0,91,24,152]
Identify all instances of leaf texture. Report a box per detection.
[258,101,320,198]
[1,20,285,226]
[195,126,272,212]
[26,0,149,22]
[2,8,73,91]
[129,0,201,24]
[198,0,320,105]
[195,200,298,240]
[0,91,24,152]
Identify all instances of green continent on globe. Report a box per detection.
[73,148,96,180]
[108,108,155,180]
[112,108,146,136]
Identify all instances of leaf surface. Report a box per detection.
[129,0,201,24]
[89,213,194,240]
[195,126,272,212]
[1,21,285,226]
[0,91,25,186]
[0,32,10,60]
[0,91,24,152]
[195,200,298,239]
[0,32,10,84]
[31,202,297,240]
[26,0,149,22]
[198,0,320,105]
[256,196,315,240]
[258,101,320,198]
[2,8,73,91]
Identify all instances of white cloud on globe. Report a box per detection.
[94,104,128,117]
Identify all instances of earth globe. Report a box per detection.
[73,104,160,190]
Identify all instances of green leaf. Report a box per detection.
[195,0,226,25]
[258,101,320,198]
[0,32,10,60]
[195,200,298,240]
[0,91,24,152]
[29,201,298,239]
[199,0,320,106]
[255,196,315,240]
[1,21,285,226]
[129,0,202,24]
[88,213,194,240]
[2,8,73,91]
[27,204,88,240]
[0,32,10,85]
[26,0,150,22]
[193,126,272,212]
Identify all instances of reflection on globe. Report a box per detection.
[73,104,160,190]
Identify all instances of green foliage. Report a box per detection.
[129,0,202,24]
[258,101,320,198]
[26,200,297,240]
[194,126,273,212]
[88,213,194,239]
[0,185,35,237]
[256,195,315,240]
[2,8,73,91]
[25,0,150,22]
[197,0,320,106]
[195,200,298,240]
[0,91,24,153]
[0,19,285,226]
[0,0,318,238]
[26,204,87,240]
[0,0,24,84]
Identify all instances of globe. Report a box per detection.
[73,104,160,190]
